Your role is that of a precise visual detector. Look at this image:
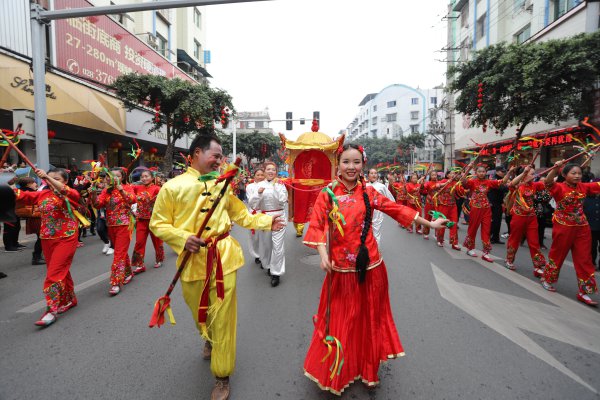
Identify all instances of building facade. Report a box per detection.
[347,84,445,165]
[0,0,212,172]
[445,0,600,171]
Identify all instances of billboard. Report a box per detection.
[54,0,193,86]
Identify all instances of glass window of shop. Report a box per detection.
[107,146,134,170]
[47,139,94,180]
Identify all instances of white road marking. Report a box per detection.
[17,272,110,314]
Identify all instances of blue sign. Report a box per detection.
[203,50,211,64]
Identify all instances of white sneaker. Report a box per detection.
[437,242,444,247]
[501,233,509,239]
[106,248,114,255]
[423,235,429,240]
[109,285,120,295]
[466,250,477,257]
[102,243,110,254]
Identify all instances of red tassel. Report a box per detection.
[149,295,170,328]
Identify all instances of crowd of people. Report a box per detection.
[1,132,599,399]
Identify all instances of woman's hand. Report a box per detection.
[320,257,333,273]
[35,168,47,180]
[429,218,449,230]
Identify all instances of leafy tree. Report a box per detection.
[448,31,600,144]
[235,131,281,163]
[349,133,426,167]
[111,74,234,173]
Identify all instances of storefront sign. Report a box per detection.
[10,76,57,99]
[54,0,193,86]
[478,133,575,156]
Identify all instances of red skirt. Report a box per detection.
[304,262,404,395]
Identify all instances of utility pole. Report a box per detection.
[29,0,271,169]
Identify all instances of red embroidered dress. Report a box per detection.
[303,180,418,395]
[544,182,600,293]
[94,185,136,226]
[392,182,408,203]
[132,184,160,219]
[404,182,422,210]
[131,184,164,267]
[463,178,501,209]
[462,178,502,252]
[510,181,545,217]
[15,186,80,312]
[15,187,80,239]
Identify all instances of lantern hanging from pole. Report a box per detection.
[47,130,56,142]
[149,147,158,154]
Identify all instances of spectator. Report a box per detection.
[488,166,509,244]
[15,177,45,265]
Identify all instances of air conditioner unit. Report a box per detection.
[147,33,158,48]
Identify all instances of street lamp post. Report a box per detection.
[29,0,271,170]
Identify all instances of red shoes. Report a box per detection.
[35,312,56,327]
[451,244,461,251]
[577,293,598,306]
[133,265,146,275]
[109,285,121,296]
[481,254,493,263]
[533,268,544,278]
[123,274,133,285]
[540,280,556,292]
[154,262,162,269]
[504,260,515,270]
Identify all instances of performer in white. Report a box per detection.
[245,168,265,267]
[248,162,288,287]
[367,168,396,245]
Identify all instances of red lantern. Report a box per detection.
[110,140,122,149]
[48,130,56,140]
[149,147,158,154]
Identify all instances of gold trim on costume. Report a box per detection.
[331,258,383,273]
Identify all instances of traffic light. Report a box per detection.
[300,118,305,125]
[286,112,293,130]
[313,111,320,122]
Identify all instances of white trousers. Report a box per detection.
[248,229,261,259]
[259,210,286,276]
[372,210,384,245]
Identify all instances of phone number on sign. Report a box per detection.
[65,32,117,84]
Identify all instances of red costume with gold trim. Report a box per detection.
[506,181,547,270]
[94,185,136,286]
[434,179,461,246]
[15,186,80,313]
[422,180,440,236]
[543,181,600,293]
[131,184,164,269]
[462,178,503,253]
[302,179,418,395]
[391,181,408,206]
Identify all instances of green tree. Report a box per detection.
[448,31,600,143]
[349,133,426,167]
[236,131,281,163]
[111,74,234,173]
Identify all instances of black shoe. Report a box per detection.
[32,258,46,266]
[3,247,19,253]
[16,244,26,249]
[82,232,87,238]
[0,272,6,279]
[270,276,280,287]
[491,240,505,245]
[254,257,261,264]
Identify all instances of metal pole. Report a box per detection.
[31,3,50,170]
[38,0,272,21]
[232,118,237,159]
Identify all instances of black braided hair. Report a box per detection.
[337,143,371,283]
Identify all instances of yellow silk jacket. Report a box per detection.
[150,167,273,282]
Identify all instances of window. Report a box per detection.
[411,98,419,105]
[373,105,377,112]
[551,0,582,22]
[255,121,265,129]
[410,111,419,120]
[372,117,377,125]
[386,113,397,122]
[476,13,486,42]
[514,0,525,11]
[193,40,201,59]
[430,97,437,105]
[387,100,396,108]
[514,24,531,44]
[461,7,469,27]
[193,8,202,28]
[410,124,419,134]
[156,33,168,57]
[460,37,470,61]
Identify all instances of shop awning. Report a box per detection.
[0,53,125,135]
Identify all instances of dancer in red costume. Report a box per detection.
[504,165,547,275]
[15,168,80,327]
[541,161,600,306]
[391,172,408,206]
[421,170,439,240]
[459,165,512,262]
[92,167,136,296]
[404,172,425,233]
[303,144,447,395]
[131,169,164,274]
[434,170,463,250]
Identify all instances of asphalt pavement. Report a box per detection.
[1,216,599,400]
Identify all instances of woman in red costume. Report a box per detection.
[421,169,439,240]
[303,144,447,395]
[131,169,164,274]
[15,168,80,327]
[92,167,136,296]
[460,164,512,262]
[504,165,547,275]
[541,161,600,306]
[391,173,408,206]
[405,172,425,233]
[434,170,463,250]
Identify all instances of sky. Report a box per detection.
[206,0,450,139]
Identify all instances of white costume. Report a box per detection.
[245,181,262,260]
[367,181,395,245]
[248,179,288,276]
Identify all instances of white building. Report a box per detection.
[220,109,275,136]
[347,84,445,164]
[446,0,600,169]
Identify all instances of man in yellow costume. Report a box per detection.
[150,132,284,400]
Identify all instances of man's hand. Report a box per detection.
[184,235,206,253]
[258,187,265,194]
[271,216,286,231]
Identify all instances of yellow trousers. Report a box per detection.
[181,271,237,378]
